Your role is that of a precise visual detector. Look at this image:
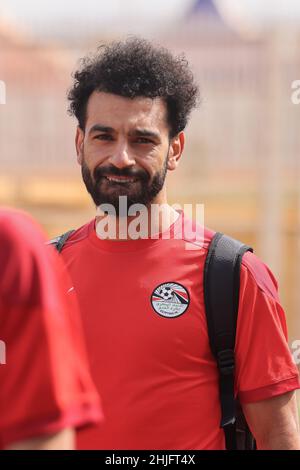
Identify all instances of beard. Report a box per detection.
[81,156,168,216]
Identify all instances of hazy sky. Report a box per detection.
[1,0,300,34]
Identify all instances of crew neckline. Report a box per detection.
[87,210,184,252]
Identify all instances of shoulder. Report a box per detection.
[0,208,65,305]
[0,208,48,269]
[183,213,280,304]
[179,213,279,301]
[240,250,280,303]
[0,208,45,245]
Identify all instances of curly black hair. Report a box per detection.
[68,37,199,138]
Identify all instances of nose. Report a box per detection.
[109,141,136,170]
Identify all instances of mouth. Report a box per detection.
[104,176,138,184]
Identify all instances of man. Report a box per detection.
[0,208,102,449]
[59,37,300,449]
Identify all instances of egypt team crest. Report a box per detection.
[151,282,190,318]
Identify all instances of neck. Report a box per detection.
[95,194,179,241]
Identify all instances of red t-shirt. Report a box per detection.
[60,211,299,450]
[0,209,102,448]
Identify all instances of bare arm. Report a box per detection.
[243,391,300,450]
[6,428,75,450]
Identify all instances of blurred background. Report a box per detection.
[0,0,299,370]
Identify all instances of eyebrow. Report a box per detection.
[129,128,160,140]
[88,124,160,141]
[88,124,115,135]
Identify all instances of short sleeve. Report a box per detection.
[0,209,102,448]
[234,251,300,404]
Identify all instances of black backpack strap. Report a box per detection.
[203,232,253,450]
[47,230,75,253]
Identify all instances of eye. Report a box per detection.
[135,137,154,144]
[94,134,113,141]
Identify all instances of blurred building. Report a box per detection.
[0,16,75,172]
[163,0,300,173]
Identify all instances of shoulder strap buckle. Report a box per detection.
[217,349,235,376]
[47,229,75,253]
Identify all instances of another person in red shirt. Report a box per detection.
[0,208,102,449]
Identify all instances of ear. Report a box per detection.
[167,132,185,171]
[75,126,85,165]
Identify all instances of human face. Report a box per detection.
[75,92,184,212]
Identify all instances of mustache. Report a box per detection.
[94,165,149,182]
